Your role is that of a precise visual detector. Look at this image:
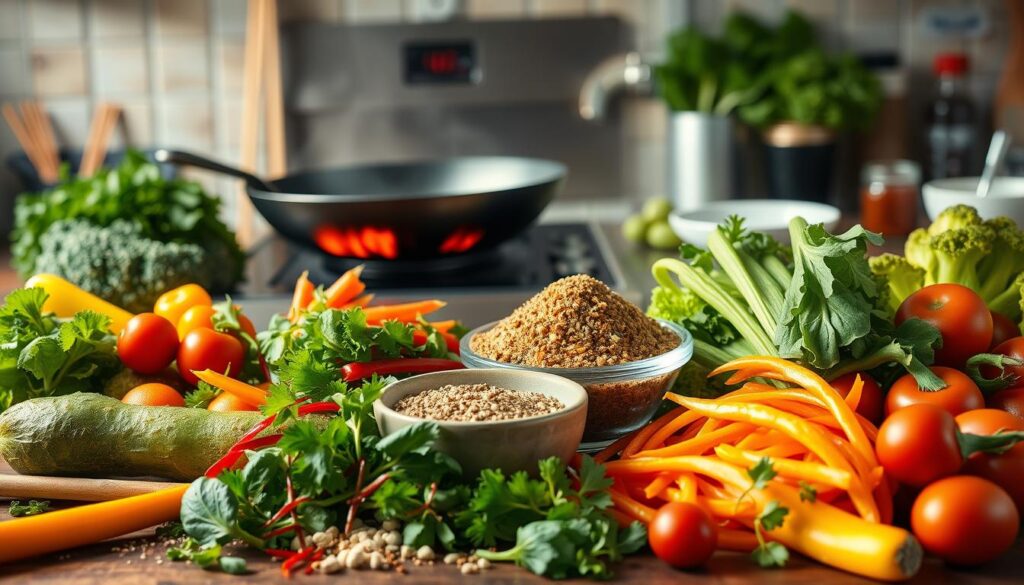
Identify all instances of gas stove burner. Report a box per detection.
[267,223,616,294]
[324,248,503,281]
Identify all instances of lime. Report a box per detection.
[622,214,650,244]
[641,197,673,222]
[646,220,682,250]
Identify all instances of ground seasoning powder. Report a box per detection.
[394,384,564,422]
[469,274,678,367]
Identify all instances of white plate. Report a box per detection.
[668,199,841,246]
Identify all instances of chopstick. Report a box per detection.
[79,102,122,177]
[0,473,184,503]
[237,0,270,248]
[263,0,287,179]
[2,101,60,184]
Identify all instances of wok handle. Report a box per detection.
[152,148,277,192]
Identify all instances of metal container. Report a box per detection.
[668,112,734,210]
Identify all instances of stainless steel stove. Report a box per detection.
[237,221,643,328]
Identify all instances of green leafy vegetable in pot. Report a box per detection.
[11,150,244,298]
[33,220,207,313]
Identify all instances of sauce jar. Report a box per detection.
[860,160,920,236]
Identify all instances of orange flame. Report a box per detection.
[313,225,399,259]
[439,227,485,254]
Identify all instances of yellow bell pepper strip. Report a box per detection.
[24,273,133,333]
[714,445,853,491]
[635,422,754,459]
[711,357,877,469]
[0,484,188,564]
[666,394,880,523]
[193,369,268,407]
[643,473,676,500]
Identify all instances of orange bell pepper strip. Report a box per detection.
[718,529,759,552]
[0,484,188,564]
[635,422,755,459]
[193,369,268,407]
[619,406,687,458]
[714,445,853,491]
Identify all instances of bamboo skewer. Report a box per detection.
[263,0,287,179]
[0,474,185,503]
[79,103,122,177]
[2,103,49,181]
[2,101,59,184]
[237,0,269,248]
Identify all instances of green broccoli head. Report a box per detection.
[990,271,1024,322]
[34,219,207,313]
[926,224,995,290]
[869,253,925,315]
[904,228,933,272]
[977,216,1024,302]
[648,285,740,346]
[927,204,984,236]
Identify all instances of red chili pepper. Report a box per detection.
[412,330,460,354]
[265,548,294,559]
[238,413,277,444]
[341,358,464,382]
[304,549,325,575]
[297,402,340,416]
[262,496,312,529]
[263,524,297,539]
[281,546,316,578]
[205,449,246,478]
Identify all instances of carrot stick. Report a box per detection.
[608,488,655,523]
[340,294,374,309]
[593,431,636,464]
[643,473,676,499]
[288,271,314,321]
[622,406,688,457]
[844,374,865,413]
[193,369,268,406]
[637,409,703,455]
[635,422,754,459]
[324,266,365,308]
[718,529,759,552]
[0,485,188,563]
[427,320,457,333]
[363,300,445,324]
[715,445,853,491]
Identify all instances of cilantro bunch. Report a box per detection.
[0,288,121,411]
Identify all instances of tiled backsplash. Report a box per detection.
[0,0,1014,236]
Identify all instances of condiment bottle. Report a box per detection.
[926,53,978,179]
[860,160,920,236]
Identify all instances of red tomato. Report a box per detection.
[830,372,884,424]
[990,312,1021,349]
[988,387,1024,420]
[117,313,179,375]
[876,404,962,487]
[911,476,1019,566]
[886,366,984,417]
[177,328,244,386]
[207,392,259,412]
[984,337,1024,386]
[648,502,717,569]
[956,409,1024,514]
[895,284,992,368]
[121,383,185,407]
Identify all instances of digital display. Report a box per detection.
[404,41,477,84]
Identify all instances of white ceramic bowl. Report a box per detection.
[668,199,841,246]
[923,177,1024,224]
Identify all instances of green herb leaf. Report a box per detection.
[799,481,817,503]
[752,541,789,568]
[747,457,776,490]
[758,500,788,531]
[180,478,243,547]
[185,382,220,409]
[8,499,51,517]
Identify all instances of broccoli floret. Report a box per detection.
[927,204,984,236]
[904,228,933,272]
[977,216,1024,302]
[990,272,1024,322]
[869,253,925,315]
[925,224,995,290]
[34,219,207,313]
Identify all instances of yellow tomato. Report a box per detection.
[177,305,217,340]
[207,392,259,412]
[154,284,212,326]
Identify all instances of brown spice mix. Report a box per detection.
[469,275,678,368]
[394,384,564,422]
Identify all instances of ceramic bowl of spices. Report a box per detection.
[374,368,588,477]
[460,275,693,451]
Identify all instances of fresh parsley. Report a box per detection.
[799,481,817,503]
[167,537,248,574]
[8,499,51,517]
[738,459,790,568]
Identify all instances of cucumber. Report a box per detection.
[0,393,263,481]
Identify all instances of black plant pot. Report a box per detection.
[762,123,836,203]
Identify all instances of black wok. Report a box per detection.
[153,149,565,261]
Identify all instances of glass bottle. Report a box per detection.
[926,53,978,179]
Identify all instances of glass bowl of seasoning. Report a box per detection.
[459,275,693,451]
[375,369,588,478]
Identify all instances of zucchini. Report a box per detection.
[0,393,263,481]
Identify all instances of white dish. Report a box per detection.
[668,199,841,246]
[923,177,1024,224]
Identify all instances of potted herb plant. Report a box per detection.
[735,12,883,202]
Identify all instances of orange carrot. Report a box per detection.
[363,300,445,324]
[193,369,268,406]
[718,529,759,552]
[0,485,187,563]
[427,320,458,333]
[324,266,365,308]
[288,271,314,321]
[608,488,655,523]
[340,293,374,309]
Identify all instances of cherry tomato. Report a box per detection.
[177,305,217,340]
[895,284,992,368]
[990,312,1021,349]
[177,328,244,386]
[988,387,1024,420]
[830,372,884,424]
[984,336,1024,386]
[121,383,185,407]
[876,404,962,487]
[207,392,259,412]
[648,502,717,569]
[154,284,212,327]
[117,313,179,375]
[956,409,1024,514]
[911,476,1018,566]
[886,366,984,417]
